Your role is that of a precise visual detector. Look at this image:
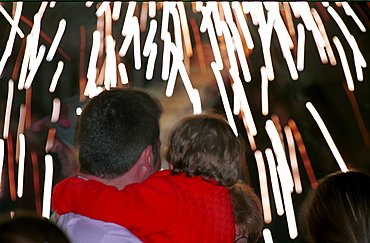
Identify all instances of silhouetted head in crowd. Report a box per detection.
[230,180,264,243]
[302,170,370,243]
[165,113,242,187]
[76,87,163,179]
[32,95,88,179]
[0,212,70,243]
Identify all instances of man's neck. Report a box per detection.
[77,150,157,190]
[77,160,148,190]
[77,172,142,190]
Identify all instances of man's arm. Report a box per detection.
[52,174,177,237]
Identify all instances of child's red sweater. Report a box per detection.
[52,170,235,243]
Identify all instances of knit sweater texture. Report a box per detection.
[52,170,235,243]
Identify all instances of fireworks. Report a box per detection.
[306,102,349,173]
[254,150,271,224]
[16,133,25,198]
[42,154,53,219]
[265,148,284,216]
[0,2,369,241]
[0,139,4,196]
[3,79,14,139]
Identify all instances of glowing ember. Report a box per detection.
[46,18,67,62]
[0,139,4,195]
[263,228,274,243]
[0,3,368,242]
[16,133,25,198]
[265,148,284,216]
[306,102,349,172]
[254,150,271,224]
[42,154,54,219]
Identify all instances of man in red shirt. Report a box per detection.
[52,87,163,243]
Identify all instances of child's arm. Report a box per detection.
[52,175,177,237]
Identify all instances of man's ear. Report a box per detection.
[142,145,154,171]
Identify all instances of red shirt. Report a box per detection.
[52,170,235,243]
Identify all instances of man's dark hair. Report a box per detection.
[76,88,162,179]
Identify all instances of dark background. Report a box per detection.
[0,2,369,242]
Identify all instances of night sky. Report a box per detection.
[0,2,369,242]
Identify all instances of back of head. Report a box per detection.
[165,113,241,187]
[302,171,370,243]
[230,180,263,243]
[0,213,70,243]
[76,88,162,178]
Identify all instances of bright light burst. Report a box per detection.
[0,2,368,241]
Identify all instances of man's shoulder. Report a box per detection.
[149,169,171,178]
[139,170,172,184]
[57,213,142,243]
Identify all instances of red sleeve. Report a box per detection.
[52,174,177,237]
